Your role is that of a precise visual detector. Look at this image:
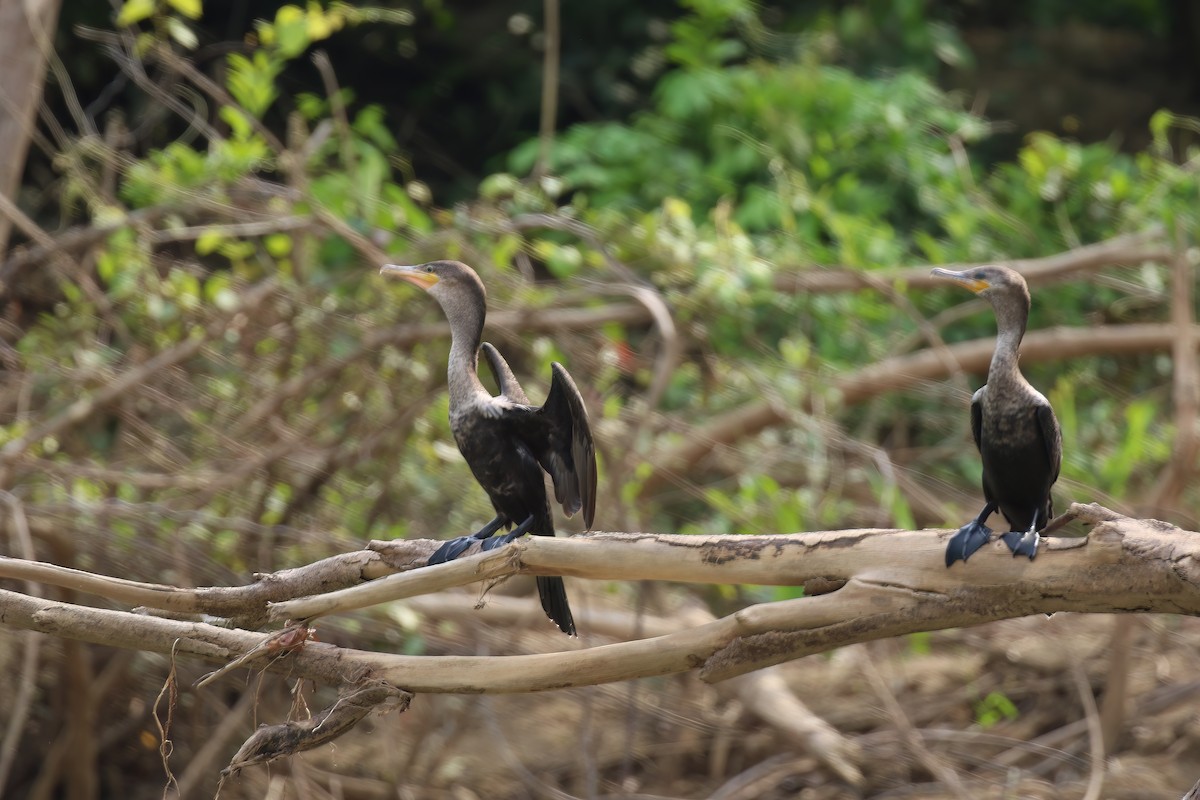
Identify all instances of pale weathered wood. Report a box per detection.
[1,503,1197,697]
[2,503,1197,771]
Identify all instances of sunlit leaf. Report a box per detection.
[116,0,156,27]
[165,16,198,49]
[165,0,202,19]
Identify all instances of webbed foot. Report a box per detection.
[1000,529,1040,560]
[478,514,537,552]
[428,536,478,565]
[426,515,510,565]
[479,533,517,552]
[945,521,993,567]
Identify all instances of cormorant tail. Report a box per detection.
[537,576,576,636]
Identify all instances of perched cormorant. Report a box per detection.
[931,265,1062,566]
[380,260,596,635]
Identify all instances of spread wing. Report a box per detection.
[489,358,597,529]
[480,342,531,404]
[536,363,597,528]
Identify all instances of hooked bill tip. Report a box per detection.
[930,267,989,294]
[380,263,439,290]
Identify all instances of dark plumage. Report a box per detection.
[932,265,1063,565]
[380,260,596,634]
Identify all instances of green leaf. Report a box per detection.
[195,229,224,255]
[165,0,202,19]
[226,52,282,117]
[116,0,156,26]
[264,233,293,258]
[166,16,198,49]
[1150,109,1174,152]
[219,106,252,139]
[272,5,310,58]
[974,692,1019,729]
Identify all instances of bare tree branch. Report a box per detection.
[772,230,1168,294]
[641,323,1200,495]
[0,279,278,475]
[0,503,1196,698]
[3,502,1199,773]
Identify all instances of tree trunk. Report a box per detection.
[0,0,63,258]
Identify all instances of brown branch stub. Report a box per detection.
[195,622,315,689]
[222,682,412,776]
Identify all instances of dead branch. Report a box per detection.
[3,503,1200,775]
[1149,232,1199,511]
[403,592,865,785]
[221,682,410,775]
[0,546,392,627]
[0,279,278,471]
[0,503,1196,698]
[772,229,1167,294]
[230,301,651,437]
[641,322,1200,495]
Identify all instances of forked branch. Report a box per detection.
[1,503,1197,769]
[1,503,1197,693]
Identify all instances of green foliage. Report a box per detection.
[15,6,1200,790]
[974,691,1020,728]
[907,632,932,656]
[11,0,1199,622]
[509,0,1194,273]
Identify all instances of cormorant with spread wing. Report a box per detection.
[380,260,596,635]
[931,265,1062,566]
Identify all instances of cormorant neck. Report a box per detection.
[987,294,1029,387]
[441,296,489,406]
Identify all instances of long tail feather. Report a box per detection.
[536,576,576,636]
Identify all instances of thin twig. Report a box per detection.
[772,229,1168,294]
[532,0,560,179]
[0,493,41,793]
[0,279,277,471]
[146,216,313,244]
[641,322,1200,496]
[859,646,968,795]
[1068,651,1106,800]
[311,51,354,177]
[1149,226,1198,510]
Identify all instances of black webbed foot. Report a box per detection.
[945,521,993,567]
[427,536,478,565]
[479,534,514,552]
[427,515,509,565]
[479,515,537,552]
[1000,529,1039,560]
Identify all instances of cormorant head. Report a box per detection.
[380,259,488,314]
[931,265,1030,307]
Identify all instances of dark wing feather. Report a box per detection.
[1034,402,1062,483]
[480,342,531,404]
[538,362,597,528]
[970,385,986,455]
[489,360,597,528]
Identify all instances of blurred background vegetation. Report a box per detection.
[1,0,1199,797]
